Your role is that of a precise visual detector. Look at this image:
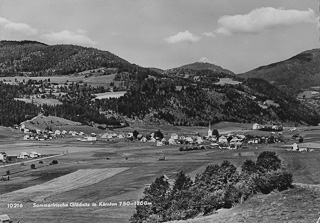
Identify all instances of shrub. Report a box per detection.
[52,160,58,164]
[30,164,36,169]
[6,170,10,175]
[256,151,281,172]
[39,161,43,164]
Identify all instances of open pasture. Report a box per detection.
[14,98,62,106]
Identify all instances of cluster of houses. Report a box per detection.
[286,143,314,152]
[18,123,98,141]
[252,123,283,131]
[17,151,41,159]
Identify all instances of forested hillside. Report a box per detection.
[239,49,320,94]
[0,40,158,80]
[0,40,319,127]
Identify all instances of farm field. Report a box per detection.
[214,78,241,85]
[1,123,320,222]
[14,98,62,106]
[94,91,127,99]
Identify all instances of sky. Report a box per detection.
[0,0,319,73]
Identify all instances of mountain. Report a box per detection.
[239,49,320,94]
[0,40,319,126]
[162,62,238,85]
[0,40,158,79]
[177,61,234,75]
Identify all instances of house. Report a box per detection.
[252,123,260,130]
[127,133,133,138]
[171,133,178,140]
[141,137,147,143]
[29,151,41,158]
[292,143,299,151]
[118,134,125,139]
[157,141,163,146]
[185,136,193,143]
[24,128,30,134]
[18,152,29,159]
[62,130,67,134]
[23,135,30,140]
[0,152,7,162]
[0,214,11,223]
[86,136,97,141]
[230,142,243,149]
[168,138,176,145]
[218,136,228,143]
[196,137,204,144]
[79,132,85,136]
[54,130,61,135]
[210,143,219,149]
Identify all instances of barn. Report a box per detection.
[0,214,10,223]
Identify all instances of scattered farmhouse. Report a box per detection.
[18,152,29,159]
[0,151,7,162]
[0,214,11,223]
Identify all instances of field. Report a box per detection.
[1,123,320,222]
[14,98,63,106]
[214,78,241,85]
[94,91,127,99]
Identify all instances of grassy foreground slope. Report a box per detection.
[167,186,320,223]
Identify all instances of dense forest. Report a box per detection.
[0,40,158,81]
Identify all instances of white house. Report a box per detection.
[86,136,97,141]
[0,152,7,162]
[118,134,125,139]
[18,152,29,159]
[23,135,30,140]
[171,133,178,140]
[55,130,61,135]
[292,143,299,151]
[252,123,260,130]
[62,130,67,134]
[79,132,85,136]
[219,136,228,143]
[0,214,11,223]
[29,151,41,158]
[141,137,147,143]
[168,138,176,145]
[185,136,193,143]
[157,141,163,146]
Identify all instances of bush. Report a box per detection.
[52,160,58,165]
[256,151,281,172]
[30,164,36,169]
[39,161,43,164]
[6,170,10,175]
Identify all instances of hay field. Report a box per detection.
[14,98,62,106]
[94,91,126,99]
[0,168,128,202]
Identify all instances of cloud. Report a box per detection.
[41,30,96,45]
[164,30,201,44]
[203,32,216,37]
[215,7,317,35]
[0,17,38,35]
